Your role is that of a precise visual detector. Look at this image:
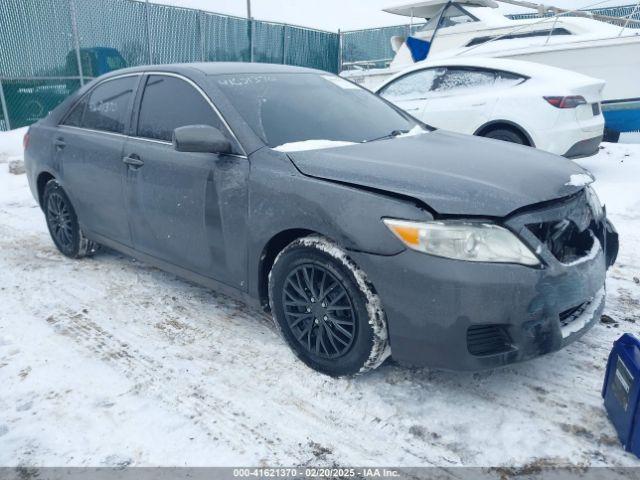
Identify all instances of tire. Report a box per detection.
[481,127,527,145]
[268,235,390,377]
[603,128,620,143]
[43,180,98,259]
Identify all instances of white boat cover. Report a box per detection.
[383,0,499,18]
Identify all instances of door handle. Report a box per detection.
[123,154,144,168]
[54,137,66,150]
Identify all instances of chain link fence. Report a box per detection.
[340,4,640,72]
[2,1,639,131]
[0,0,340,131]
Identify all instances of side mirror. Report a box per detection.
[172,125,232,154]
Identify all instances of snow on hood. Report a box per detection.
[272,127,428,152]
[273,140,357,152]
[285,130,591,217]
[566,173,595,187]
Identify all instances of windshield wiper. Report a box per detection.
[365,129,410,143]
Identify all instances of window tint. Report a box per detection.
[434,68,496,93]
[82,76,137,133]
[62,98,87,127]
[378,68,445,101]
[137,75,223,142]
[214,73,418,148]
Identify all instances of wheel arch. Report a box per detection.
[474,120,535,147]
[36,170,57,207]
[258,228,320,310]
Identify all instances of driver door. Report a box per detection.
[123,74,248,286]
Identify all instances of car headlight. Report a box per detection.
[585,185,604,220]
[383,219,540,266]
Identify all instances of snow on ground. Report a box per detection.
[1,131,640,468]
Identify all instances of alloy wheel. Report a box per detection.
[282,264,357,359]
[46,192,74,250]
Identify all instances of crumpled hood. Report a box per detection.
[286,130,591,217]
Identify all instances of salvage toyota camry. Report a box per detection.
[24,63,618,376]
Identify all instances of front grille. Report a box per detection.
[467,325,512,356]
[528,220,594,264]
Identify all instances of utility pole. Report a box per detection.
[247,0,254,62]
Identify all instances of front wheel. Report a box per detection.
[268,235,389,377]
[43,180,98,259]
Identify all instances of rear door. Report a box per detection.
[57,74,140,246]
[123,73,249,286]
[422,67,500,133]
[378,67,445,118]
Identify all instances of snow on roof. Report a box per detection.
[378,56,605,90]
[383,0,498,18]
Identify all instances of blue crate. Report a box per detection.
[602,333,640,456]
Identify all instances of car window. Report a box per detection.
[433,68,497,93]
[495,71,527,88]
[214,73,419,148]
[378,68,446,101]
[82,76,137,134]
[62,98,87,127]
[136,75,224,143]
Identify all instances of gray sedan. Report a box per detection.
[23,63,618,376]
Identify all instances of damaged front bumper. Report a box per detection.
[350,190,619,370]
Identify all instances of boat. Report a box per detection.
[342,0,640,138]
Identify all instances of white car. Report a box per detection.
[376,57,605,158]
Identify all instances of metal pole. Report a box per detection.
[69,0,84,86]
[199,10,206,61]
[282,26,286,64]
[337,29,343,73]
[0,80,11,131]
[249,18,254,62]
[145,0,153,64]
[247,0,254,62]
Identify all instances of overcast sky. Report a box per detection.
[154,0,635,31]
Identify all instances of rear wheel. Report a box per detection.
[603,128,620,143]
[43,180,98,259]
[481,127,527,145]
[268,235,389,377]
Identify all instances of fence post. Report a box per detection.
[249,18,255,62]
[69,0,84,86]
[0,79,11,131]
[338,29,343,73]
[145,0,153,64]
[282,26,286,64]
[199,11,206,61]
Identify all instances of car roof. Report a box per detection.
[100,62,322,79]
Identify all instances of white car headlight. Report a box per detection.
[383,219,540,266]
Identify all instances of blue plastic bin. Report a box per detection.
[602,333,640,456]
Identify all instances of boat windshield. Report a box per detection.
[417,4,478,32]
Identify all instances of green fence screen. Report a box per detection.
[0,0,339,130]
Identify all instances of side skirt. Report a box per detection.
[84,230,261,309]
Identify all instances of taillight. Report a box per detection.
[544,96,587,108]
[23,129,30,150]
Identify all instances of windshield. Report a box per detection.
[213,73,419,149]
